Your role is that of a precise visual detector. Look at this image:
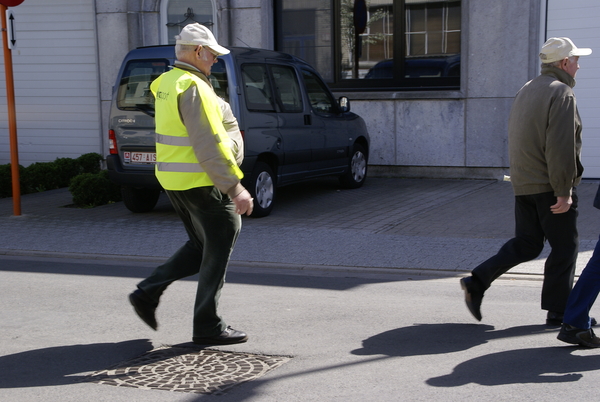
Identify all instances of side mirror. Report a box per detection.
[338,96,350,113]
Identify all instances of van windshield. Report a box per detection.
[117,58,229,114]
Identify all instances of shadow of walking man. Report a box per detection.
[0,339,153,388]
[352,323,553,357]
[427,346,600,386]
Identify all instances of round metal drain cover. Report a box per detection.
[85,345,290,394]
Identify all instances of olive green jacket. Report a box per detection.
[508,66,583,197]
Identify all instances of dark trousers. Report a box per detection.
[472,191,578,313]
[563,234,600,329]
[137,186,241,337]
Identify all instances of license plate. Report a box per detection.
[124,151,156,164]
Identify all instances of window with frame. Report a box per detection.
[302,70,338,114]
[241,64,276,112]
[117,60,170,116]
[275,0,461,90]
[163,0,215,44]
[271,65,304,113]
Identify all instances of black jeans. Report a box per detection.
[137,186,241,337]
[472,190,578,313]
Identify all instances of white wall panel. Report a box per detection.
[547,0,600,178]
[0,0,100,166]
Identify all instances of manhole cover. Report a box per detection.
[84,345,290,394]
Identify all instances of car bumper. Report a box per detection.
[106,154,162,189]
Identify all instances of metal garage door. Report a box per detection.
[546,0,600,178]
[0,0,100,166]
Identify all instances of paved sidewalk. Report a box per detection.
[1,177,599,276]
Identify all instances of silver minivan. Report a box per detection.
[107,45,370,217]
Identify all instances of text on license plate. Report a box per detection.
[124,151,156,164]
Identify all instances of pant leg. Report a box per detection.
[538,191,578,312]
[174,187,241,338]
[137,190,207,303]
[563,235,600,329]
[472,194,545,290]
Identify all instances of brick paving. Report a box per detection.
[1,177,599,275]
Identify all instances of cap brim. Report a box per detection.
[573,48,592,57]
[207,44,230,56]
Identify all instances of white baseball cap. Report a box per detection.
[539,37,592,63]
[175,23,230,56]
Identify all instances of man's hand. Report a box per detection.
[232,189,254,216]
[550,196,572,214]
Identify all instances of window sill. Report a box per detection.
[330,89,465,101]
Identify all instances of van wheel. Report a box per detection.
[247,161,275,217]
[121,186,161,213]
[340,143,368,188]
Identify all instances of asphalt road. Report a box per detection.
[2,254,600,401]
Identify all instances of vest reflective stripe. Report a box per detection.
[150,68,243,191]
[156,162,205,173]
[156,134,191,147]
[156,134,222,147]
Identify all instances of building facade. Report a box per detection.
[0,0,598,179]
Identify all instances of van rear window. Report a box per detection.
[117,59,229,113]
[117,59,170,115]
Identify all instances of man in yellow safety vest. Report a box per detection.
[128,23,254,345]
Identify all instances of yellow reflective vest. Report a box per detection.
[150,67,243,191]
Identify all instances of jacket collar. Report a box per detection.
[173,60,212,87]
[541,65,576,88]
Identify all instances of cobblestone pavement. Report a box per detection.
[1,177,599,276]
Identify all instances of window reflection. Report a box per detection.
[276,0,461,88]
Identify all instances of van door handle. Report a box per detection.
[304,114,311,125]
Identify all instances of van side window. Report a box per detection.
[241,64,276,112]
[271,65,303,113]
[117,59,169,114]
[209,59,229,102]
[301,70,337,115]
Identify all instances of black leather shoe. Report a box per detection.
[546,311,563,326]
[193,326,248,345]
[460,276,483,321]
[128,290,158,330]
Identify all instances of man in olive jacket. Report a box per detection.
[461,37,592,325]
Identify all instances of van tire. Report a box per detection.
[246,161,275,217]
[121,186,161,213]
[339,143,368,188]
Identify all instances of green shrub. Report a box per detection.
[21,161,60,193]
[54,157,82,188]
[0,164,27,198]
[0,153,106,199]
[76,152,102,174]
[69,170,121,207]
[0,164,12,198]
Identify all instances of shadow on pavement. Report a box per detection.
[0,255,446,291]
[427,346,600,386]
[351,323,600,387]
[352,323,553,357]
[0,339,153,388]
